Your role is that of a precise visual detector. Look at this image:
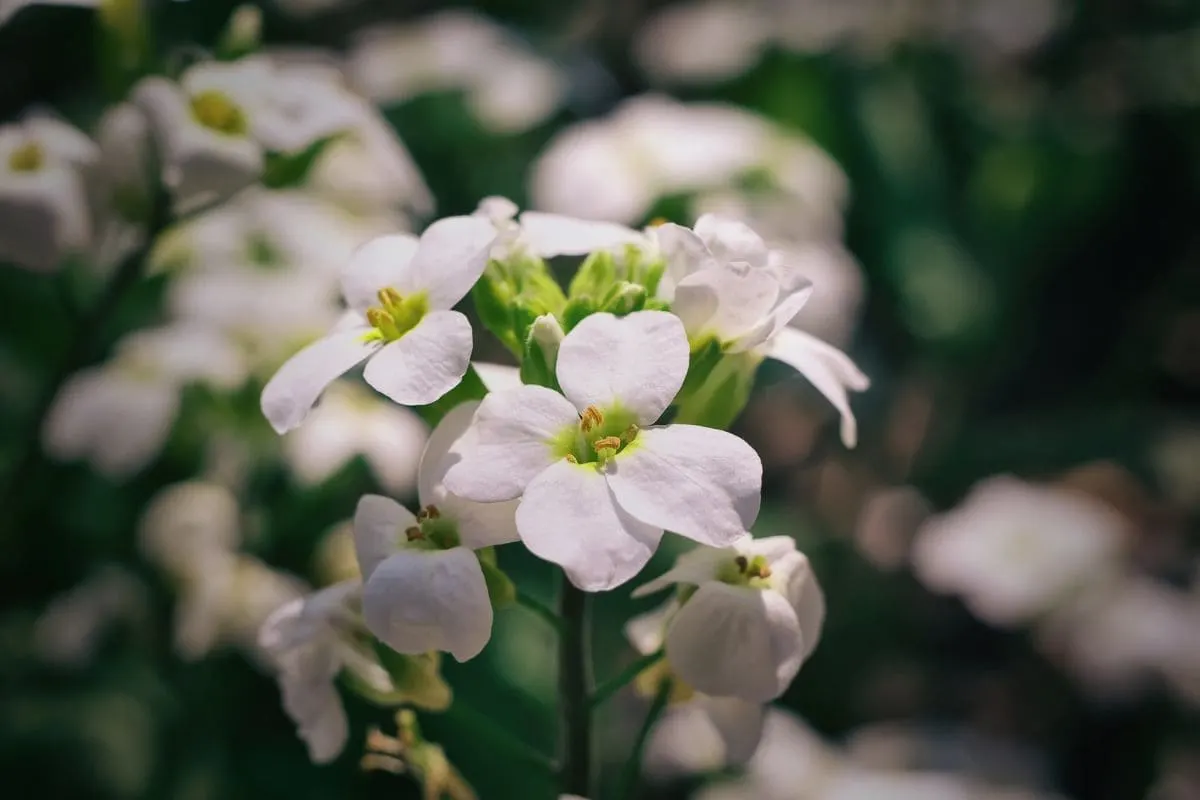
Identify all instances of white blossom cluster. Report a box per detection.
[255,201,868,761]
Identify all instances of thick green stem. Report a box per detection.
[558,576,592,796]
[616,678,672,800]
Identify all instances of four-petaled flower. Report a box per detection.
[260,215,497,433]
[444,310,762,591]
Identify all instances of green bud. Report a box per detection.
[601,281,647,315]
[99,0,150,97]
[561,296,597,332]
[520,314,563,390]
[217,5,261,60]
[672,350,761,429]
[471,272,521,355]
[568,249,617,301]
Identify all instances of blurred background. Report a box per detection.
[1,0,1198,799]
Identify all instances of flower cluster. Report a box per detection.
[256,199,867,763]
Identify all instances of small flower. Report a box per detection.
[137,480,241,580]
[0,111,97,271]
[260,215,497,433]
[33,564,147,668]
[911,475,1126,627]
[282,381,429,495]
[354,402,519,661]
[43,325,248,479]
[444,310,762,590]
[90,102,154,270]
[634,535,825,703]
[657,214,868,446]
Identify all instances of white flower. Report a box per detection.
[473,195,644,262]
[0,111,97,271]
[259,581,382,763]
[354,402,518,661]
[911,476,1126,627]
[43,325,248,478]
[260,215,497,432]
[134,57,363,212]
[634,535,825,702]
[137,480,241,578]
[625,600,767,775]
[633,0,771,84]
[282,381,428,495]
[33,564,146,667]
[346,11,567,133]
[444,310,762,590]
[90,102,153,270]
[658,213,869,446]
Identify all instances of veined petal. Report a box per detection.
[632,544,734,598]
[608,425,761,547]
[418,402,518,549]
[472,361,522,392]
[516,460,662,591]
[261,329,379,434]
[353,495,414,581]
[362,548,493,662]
[340,233,420,312]
[766,327,868,448]
[673,263,780,344]
[654,222,717,295]
[694,214,769,267]
[280,673,349,764]
[442,386,577,503]
[519,211,643,257]
[697,695,767,766]
[666,583,803,702]
[731,282,814,354]
[363,310,472,406]
[406,215,497,309]
[556,311,688,425]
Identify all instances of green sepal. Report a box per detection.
[471,271,522,355]
[262,135,343,189]
[477,548,516,609]
[414,365,489,428]
[568,249,616,300]
[561,296,596,332]
[520,331,557,390]
[599,281,647,316]
[671,351,761,430]
[346,646,453,712]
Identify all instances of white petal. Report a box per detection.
[363,310,472,406]
[632,544,734,598]
[731,283,814,354]
[472,361,522,392]
[362,547,493,662]
[442,385,577,503]
[697,695,767,766]
[261,329,379,434]
[280,673,348,764]
[654,222,717,295]
[608,425,761,547]
[353,495,415,581]
[417,401,519,549]
[623,599,678,654]
[406,215,497,309]
[694,214,769,267]
[516,460,662,591]
[766,327,868,448]
[666,583,803,702]
[519,211,643,257]
[340,233,420,312]
[360,404,429,496]
[556,311,688,424]
[673,263,780,344]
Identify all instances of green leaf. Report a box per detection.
[261,135,343,189]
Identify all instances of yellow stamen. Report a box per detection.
[189,90,248,135]
[565,454,578,464]
[593,436,622,452]
[580,405,603,433]
[7,140,43,173]
[405,526,424,541]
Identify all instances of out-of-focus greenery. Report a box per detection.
[1,1,1198,800]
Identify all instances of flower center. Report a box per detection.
[402,505,461,550]
[364,288,429,343]
[552,404,640,466]
[717,554,773,588]
[190,90,248,136]
[7,139,44,173]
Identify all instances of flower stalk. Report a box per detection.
[558,574,593,796]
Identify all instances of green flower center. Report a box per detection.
[551,403,641,466]
[7,140,44,172]
[190,90,248,136]
[364,288,429,343]
[402,505,461,550]
[716,554,773,589]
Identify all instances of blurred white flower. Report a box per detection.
[347,10,567,133]
[90,102,153,270]
[33,564,146,667]
[138,480,241,580]
[134,57,363,213]
[634,535,825,702]
[43,325,248,479]
[282,381,428,495]
[531,95,845,225]
[911,476,1126,627]
[473,195,644,261]
[626,600,768,775]
[354,402,519,661]
[261,216,496,432]
[0,111,97,271]
[658,214,869,446]
[634,0,771,84]
[444,311,762,591]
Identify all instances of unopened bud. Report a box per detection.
[530,313,564,362]
[218,5,261,60]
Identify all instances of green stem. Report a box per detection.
[516,589,563,634]
[588,648,664,710]
[558,576,592,796]
[616,678,672,800]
